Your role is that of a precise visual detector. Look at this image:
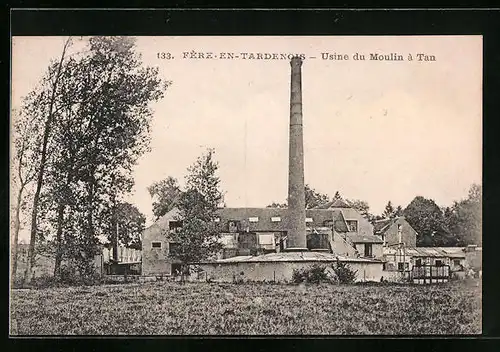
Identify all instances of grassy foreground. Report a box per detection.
[10,279,481,335]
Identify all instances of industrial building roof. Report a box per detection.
[153,205,372,236]
[214,207,351,233]
[404,247,454,258]
[383,246,468,258]
[195,251,383,264]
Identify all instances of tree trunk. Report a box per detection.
[53,203,65,279]
[54,166,75,279]
[11,184,25,284]
[25,37,71,283]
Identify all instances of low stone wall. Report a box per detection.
[191,260,384,283]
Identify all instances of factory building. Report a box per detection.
[142,56,385,282]
[141,205,386,276]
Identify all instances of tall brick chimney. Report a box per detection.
[285,56,307,251]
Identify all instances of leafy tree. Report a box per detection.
[305,184,331,209]
[403,196,455,246]
[104,202,145,249]
[394,205,404,217]
[23,37,73,283]
[333,191,342,200]
[19,36,169,281]
[266,202,287,209]
[445,184,482,246]
[266,184,331,209]
[148,176,182,220]
[166,149,224,282]
[10,109,42,282]
[383,201,395,218]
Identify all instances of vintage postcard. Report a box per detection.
[10,35,482,335]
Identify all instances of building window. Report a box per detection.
[435,260,444,267]
[249,217,259,223]
[346,220,358,232]
[364,243,373,257]
[151,242,162,249]
[415,259,422,267]
[271,217,281,222]
[453,259,461,266]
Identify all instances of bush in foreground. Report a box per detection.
[292,260,358,284]
[292,264,329,284]
[330,259,358,284]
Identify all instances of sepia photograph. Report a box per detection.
[10,35,482,335]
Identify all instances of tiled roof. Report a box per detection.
[196,251,382,264]
[215,207,342,232]
[404,247,449,258]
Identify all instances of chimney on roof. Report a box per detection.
[285,56,307,251]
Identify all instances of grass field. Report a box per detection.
[10,279,481,335]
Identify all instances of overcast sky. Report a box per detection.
[12,36,482,238]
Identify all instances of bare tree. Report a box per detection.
[10,110,41,283]
[24,37,72,283]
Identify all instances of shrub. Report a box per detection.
[11,276,27,289]
[57,263,102,286]
[31,274,59,289]
[330,259,357,284]
[292,264,329,284]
